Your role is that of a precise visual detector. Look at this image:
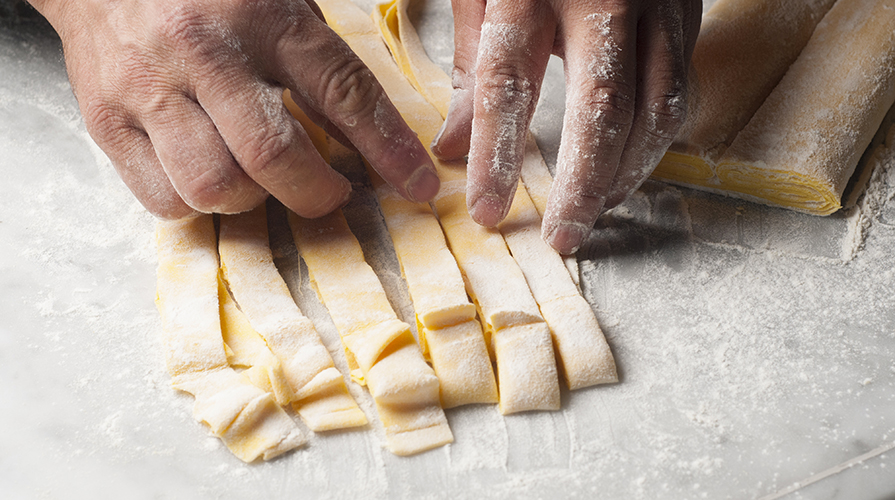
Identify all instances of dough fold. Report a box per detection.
[289,208,453,455]
[155,216,306,462]
[373,0,617,392]
[218,204,367,432]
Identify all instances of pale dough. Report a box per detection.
[289,208,453,455]
[654,0,895,215]
[374,0,617,391]
[218,204,367,432]
[371,170,499,408]
[155,216,305,462]
[716,0,895,214]
[320,0,562,414]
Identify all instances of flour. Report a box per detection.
[8,0,895,498]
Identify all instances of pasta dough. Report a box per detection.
[654,0,895,215]
[373,0,617,391]
[289,208,453,455]
[318,0,562,414]
[155,216,305,462]
[371,169,499,408]
[716,0,895,214]
[218,204,367,432]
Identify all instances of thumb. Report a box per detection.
[431,0,485,160]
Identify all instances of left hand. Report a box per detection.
[432,0,702,253]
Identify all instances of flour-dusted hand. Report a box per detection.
[432,0,701,253]
[28,0,439,219]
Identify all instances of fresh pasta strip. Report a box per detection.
[376,0,579,288]
[371,168,499,408]
[218,205,367,432]
[288,208,452,455]
[372,0,452,118]
[318,0,560,413]
[373,0,616,390]
[499,186,619,389]
[155,216,305,462]
[219,276,295,406]
[518,133,580,287]
[716,0,895,215]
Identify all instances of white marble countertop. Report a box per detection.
[2,1,894,499]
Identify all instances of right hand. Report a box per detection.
[28,0,440,219]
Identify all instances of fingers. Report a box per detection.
[542,2,638,254]
[196,72,352,219]
[77,94,193,218]
[430,0,485,160]
[602,5,689,211]
[142,94,269,214]
[270,5,439,204]
[465,1,556,227]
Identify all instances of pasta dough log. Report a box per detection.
[155,216,306,462]
[373,0,616,391]
[319,0,561,413]
[371,168,499,408]
[717,0,895,214]
[288,209,453,455]
[218,205,367,432]
[655,0,837,187]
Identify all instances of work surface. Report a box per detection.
[2,1,895,499]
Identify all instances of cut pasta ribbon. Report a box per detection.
[155,216,306,462]
[289,207,453,455]
[218,204,367,432]
[372,0,617,391]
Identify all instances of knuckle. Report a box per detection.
[476,64,537,115]
[181,167,260,212]
[586,82,636,117]
[240,128,294,179]
[149,2,232,66]
[570,83,636,145]
[642,89,688,142]
[153,4,209,49]
[318,57,380,128]
[181,168,233,210]
[81,96,129,140]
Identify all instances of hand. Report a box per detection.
[432,0,701,253]
[28,0,440,219]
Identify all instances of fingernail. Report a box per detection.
[337,182,353,209]
[545,222,588,255]
[406,164,440,202]
[431,121,447,156]
[469,192,506,227]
